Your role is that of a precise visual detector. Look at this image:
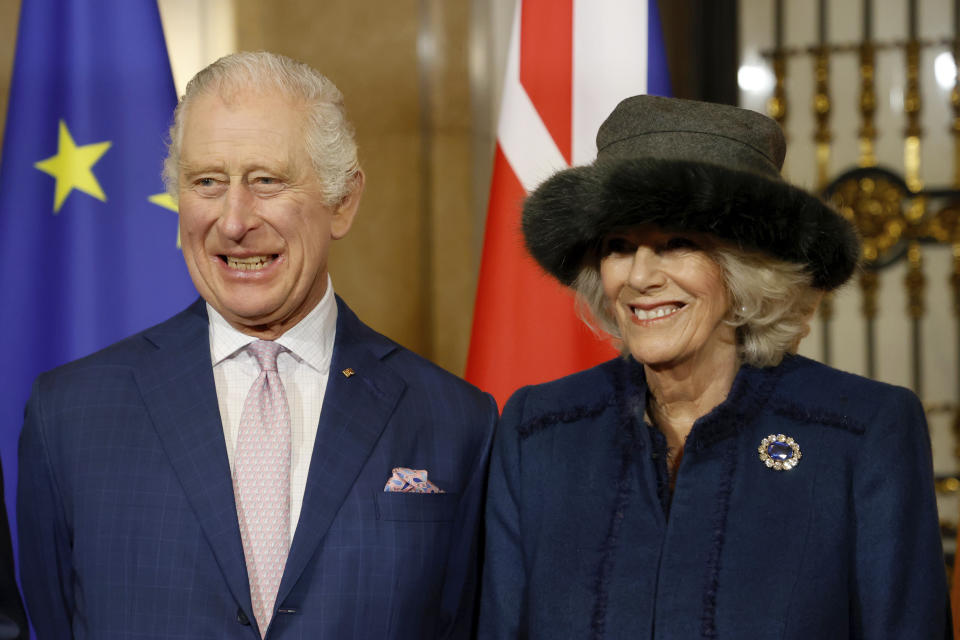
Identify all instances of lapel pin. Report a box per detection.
[758,434,801,471]
[342,368,356,378]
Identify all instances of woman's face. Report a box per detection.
[600,226,736,370]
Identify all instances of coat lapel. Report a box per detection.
[277,297,405,604]
[134,300,252,613]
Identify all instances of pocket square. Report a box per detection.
[383,467,444,493]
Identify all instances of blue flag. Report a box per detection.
[0,0,196,556]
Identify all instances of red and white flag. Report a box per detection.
[466,0,671,407]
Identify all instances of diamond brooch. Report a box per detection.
[758,434,801,471]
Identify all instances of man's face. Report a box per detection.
[177,90,362,338]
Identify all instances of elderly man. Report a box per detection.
[18,52,497,639]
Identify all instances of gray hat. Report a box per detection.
[522,94,860,290]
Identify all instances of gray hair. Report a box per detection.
[572,245,824,368]
[163,51,360,205]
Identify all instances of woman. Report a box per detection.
[478,95,948,639]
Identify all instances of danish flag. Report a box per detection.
[466,0,671,407]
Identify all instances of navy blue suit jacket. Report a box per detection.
[18,297,497,639]
[479,355,949,639]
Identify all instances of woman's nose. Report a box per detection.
[627,246,666,291]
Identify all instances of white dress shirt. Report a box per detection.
[208,275,337,540]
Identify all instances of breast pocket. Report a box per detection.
[374,491,461,522]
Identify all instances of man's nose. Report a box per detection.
[627,246,666,291]
[217,183,260,241]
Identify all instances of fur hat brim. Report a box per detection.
[522,158,860,290]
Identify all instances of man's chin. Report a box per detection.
[212,302,287,333]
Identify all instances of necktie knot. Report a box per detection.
[248,340,283,373]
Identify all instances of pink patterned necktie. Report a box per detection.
[234,340,291,637]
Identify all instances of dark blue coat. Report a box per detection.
[18,297,497,639]
[479,355,948,639]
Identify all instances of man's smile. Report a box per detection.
[220,254,279,271]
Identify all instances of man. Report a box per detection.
[18,52,497,639]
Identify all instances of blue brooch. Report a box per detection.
[758,434,801,471]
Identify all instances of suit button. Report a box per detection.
[236,608,251,626]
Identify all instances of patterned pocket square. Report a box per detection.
[383,467,445,493]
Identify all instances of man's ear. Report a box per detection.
[330,170,365,240]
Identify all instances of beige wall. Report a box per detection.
[0,0,483,376]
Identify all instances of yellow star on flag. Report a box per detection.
[34,120,112,213]
[148,192,182,248]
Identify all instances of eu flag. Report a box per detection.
[0,0,196,555]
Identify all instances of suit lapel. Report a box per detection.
[134,300,252,612]
[277,298,405,604]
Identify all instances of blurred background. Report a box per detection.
[3,0,960,581]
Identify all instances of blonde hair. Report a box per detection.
[163,51,360,205]
[572,244,823,368]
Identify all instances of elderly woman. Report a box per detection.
[478,96,948,639]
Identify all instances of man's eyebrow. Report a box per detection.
[241,164,302,186]
[179,162,227,179]
[179,160,297,178]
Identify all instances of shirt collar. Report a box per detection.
[207,274,338,373]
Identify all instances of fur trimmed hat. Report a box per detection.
[522,95,860,290]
